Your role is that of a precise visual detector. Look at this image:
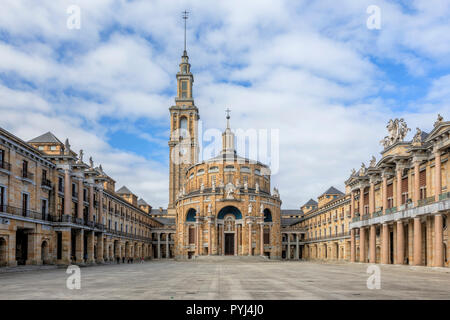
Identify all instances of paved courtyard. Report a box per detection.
[0,258,449,299]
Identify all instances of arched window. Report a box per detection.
[180,117,188,137]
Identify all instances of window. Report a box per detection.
[0,186,5,212]
[58,177,63,192]
[38,146,44,150]
[114,222,117,231]
[181,81,188,98]
[241,166,251,173]
[189,227,195,244]
[208,166,219,173]
[180,117,188,137]
[22,193,28,216]
[22,160,28,178]
[0,149,4,166]
[41,199,47,215]
[50,146,57,151]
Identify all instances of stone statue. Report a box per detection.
[64,138,71,155]
[200,182,204,193]
[78,149,84,163]
[235,178,240,188]
[359,163,366,176]
[434,114,444,127]
[380,118,410,148]
[182,186,186,196]
[255,182,259,193]
[207,203,212,214]
[412,127,422,144]
[99,164,104,174]
[244,181,248,191]
[89,156,94,168]
[369,156,376,168]
[212,180,216,192]
[248,203,252,214]
[225,183,235,200]
[273,187,279,198]
[260,204,264,214]
[351,168,356,176]
[219,179,224,188]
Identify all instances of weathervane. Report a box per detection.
[182,10,189,52]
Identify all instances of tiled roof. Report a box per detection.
[321,186,344,196]
[281,218,302,227]
[152,217,175,226]
[116,186,134,195]
[137,198,149,206]
[28,131,63,144]
[303,198,318,207]
[281,209,303,215]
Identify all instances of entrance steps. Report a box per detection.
[190,255,270,263]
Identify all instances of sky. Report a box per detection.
[0,0,449,209]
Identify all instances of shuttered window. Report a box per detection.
[387,183,393,197]
[419,169,426,187]
[264,229,270,244]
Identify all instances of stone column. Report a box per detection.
[64,169,72,216]
[350,229,355,262]
[369,181,375,214]
[60,230,71,264]
[75,230,84,263]
[221,223,225,256]
[382,174,388,214]
[396,221,404,264]
[359,187,364,215]
[434,150,441,202]
[89,184,94,222]
[350,192,355,219]
[86,231,95,264]
[260,223,264,256]
[396,167,402,207]
[77,179,83,220]
[359,227,366,262]
[234,224,238,256]
[195,219,199,256]
[208,221,212,255]
[157,233,161,259]
[381,223,389,264]
[98,188,103,225]
[434,214,444,267]
[166,234,169,258]
[413,217,422,266]
[369,225,376,263]
[413,161,420,206]
[97,234,104,263]
[248,222,252,256]
[287,233,290,260]
[296,234,299,260]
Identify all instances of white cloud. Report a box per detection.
[0,0,449,209]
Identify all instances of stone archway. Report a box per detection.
[41,240,50,264]
[217,206,242,256]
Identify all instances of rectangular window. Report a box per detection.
[181,81,188,98]
[22,193,28,216]
[22,160,28,178]
[263,229,270,244]
[0,186,5,212]
[0,149,4,167]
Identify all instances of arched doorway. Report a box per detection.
[218,206,242,256]
[0,237,7,266]
[41,241,49,264]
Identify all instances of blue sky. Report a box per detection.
[0,0,449,208]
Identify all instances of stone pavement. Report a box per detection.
[0,259,449,299]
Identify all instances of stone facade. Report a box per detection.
[0,128,175,267]
[169,50,282,259]
[289,116,450,268]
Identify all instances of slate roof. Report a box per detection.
[116,186,134,195]
[321,186,344,196]
[28,131,63,144]
[281,209,303,216]
[303,198,318,207]
[137,198,149,206]
[281,218,302,227]
[152,217,175,226]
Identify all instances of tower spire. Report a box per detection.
[226,108,231,129]
[182,10,189,54]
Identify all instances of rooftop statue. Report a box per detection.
[380,118,411,148]
[412,127,422,144]
[369,156,376,168]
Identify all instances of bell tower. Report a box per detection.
[168,11,199,213]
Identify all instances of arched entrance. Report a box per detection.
[0,237,7,266]
[218,206,242,256]
[41,241,49,264]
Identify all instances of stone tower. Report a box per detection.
[168,48,199,214]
